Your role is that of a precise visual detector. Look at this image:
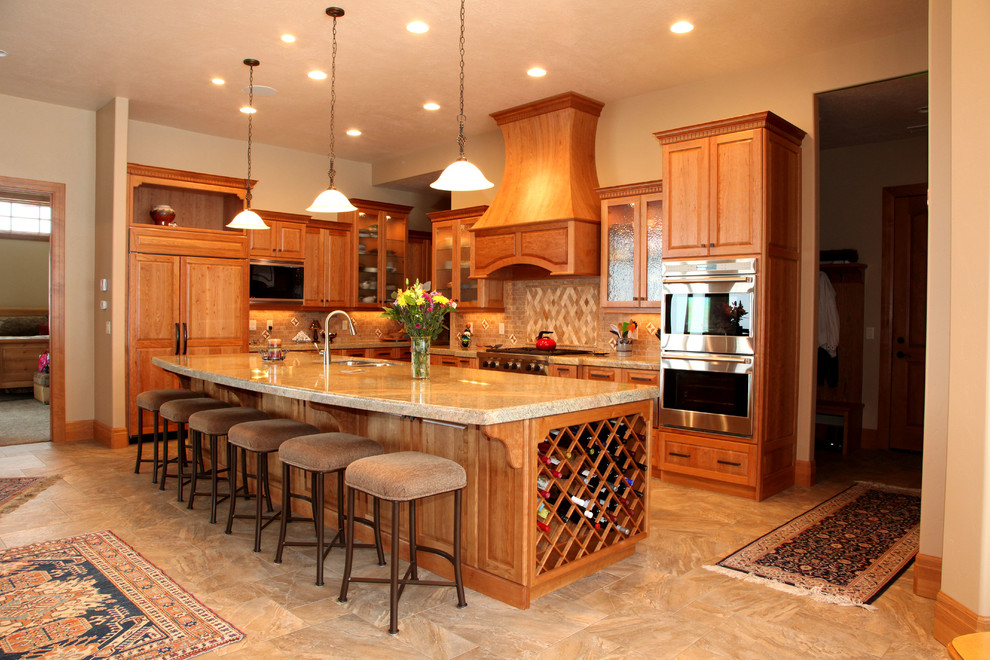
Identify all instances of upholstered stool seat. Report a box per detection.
[274,432,386,586]
[225,418,321,552]
[339,451,467,634]
[134,388,201,483]
[186,407,270,523]
[158,397,230,501]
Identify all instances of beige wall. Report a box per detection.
[127,121,446,231]
[0,93,95,423]
[375,27,928,465]
[819,136,928,430]
[0,237,48,307]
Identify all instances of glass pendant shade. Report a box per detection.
[227,208,269,230]
[307,187,357,213]
[430,158,493,191]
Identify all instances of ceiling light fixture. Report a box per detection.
[281,34,296,43]
[346,128,362,136]
[308,70,328,80]
[670,21,694,34]
[527,67,547,78]
[423,102,440,111]
[227,59,269,230]
[212,77,225,85]
[431,0,493,192]
[308,7,357,213]
[406,21,429,34]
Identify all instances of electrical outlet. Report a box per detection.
[105,321,111,335]
[499,323,505,334]
[266,319,274,331]
[249,319,257,331]
[866,327,875,340]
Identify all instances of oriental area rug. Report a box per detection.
[0,475,58,515]
[706,482,921,608]
[0,530,244,658]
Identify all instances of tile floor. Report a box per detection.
[0,441,946,659]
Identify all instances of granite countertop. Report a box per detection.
[153,352,658,426]
[431,346,661,370]
[0,335,50,342]
[249,340,411,352]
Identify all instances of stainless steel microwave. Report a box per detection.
[249,261,304,302]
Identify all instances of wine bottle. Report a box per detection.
[604,512,631,535]
[537,520,551,533]
[538,455,563,479]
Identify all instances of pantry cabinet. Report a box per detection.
[598,181,663,309]
[303,222,351,308]
[127,163,249,232]
[338,199,412,308]
[249,210,307,261]
[429,207,503,310]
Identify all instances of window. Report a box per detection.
[0,192,52,237]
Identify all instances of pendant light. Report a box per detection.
[308,7,357,213]
[431,0,493,192]
[227,58,270,230]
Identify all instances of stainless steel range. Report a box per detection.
[477,347,594,375]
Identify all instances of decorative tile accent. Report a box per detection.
[290,317,299,326]
[525,284,599,346]
[261,329,270,340]
[509,334,517,345]
[646,321,657,336]
[375,328,382,337]
[481,318,490,330]
[608,337,617,349]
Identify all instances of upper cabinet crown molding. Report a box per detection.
[652,111,806,146]
[127,163,255,195]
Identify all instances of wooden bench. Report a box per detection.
[815,400,863,454]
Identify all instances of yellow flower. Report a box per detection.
[433,294,449,305]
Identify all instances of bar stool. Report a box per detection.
[225,418,321,553]
[158,397,231,501]
[339,451,468,635]
[133,389,201,483]
[274,432,386,586]
[186,407,270,523]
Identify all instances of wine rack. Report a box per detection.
[535,411,650,575]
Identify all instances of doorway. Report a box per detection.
[815,73,928,465]
[0,176,65,444]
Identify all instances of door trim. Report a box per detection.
[878,183,927,450]
[0,176,65,443]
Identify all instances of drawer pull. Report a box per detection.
[669,452,691,458]
[717,459,741,467]
[629,376,654,382]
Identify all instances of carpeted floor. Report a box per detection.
[0,475,59,514]
[0,392,50,446]
[707,482,921,608]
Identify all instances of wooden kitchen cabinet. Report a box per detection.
[249,210,307,261]
[339,199,412,308]
[407,230,432,288]
[429,206,503,310]
[655,112,804,260]
[581,365,618,382]
[548,364,579,378]
[598,181,663,309]
[657,428,757,492]
[127,163,249,232]
[126,251,248,436]
[432,355,478,369]
[304,222,351,308]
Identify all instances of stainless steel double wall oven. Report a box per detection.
[660,258,757,437]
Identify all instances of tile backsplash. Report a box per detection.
[248,310,401,346]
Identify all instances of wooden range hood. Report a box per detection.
[469,92,605,279]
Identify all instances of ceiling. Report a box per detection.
[818,74,929,150]
[0,0,928,166]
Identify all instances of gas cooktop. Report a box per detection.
[484,346,594,356]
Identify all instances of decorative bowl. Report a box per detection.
[150,204,176,226]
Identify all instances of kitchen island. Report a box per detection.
[153,352,657,608]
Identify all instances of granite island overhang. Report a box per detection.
[153,352,658,608]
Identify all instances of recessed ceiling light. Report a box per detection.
[240,105,257,114]
[346,129,362,136]
[211,77,225,85]
[670,21,694,34]
[406,21,429,34]
[308,70,327,80]
[527,67,547,78]
[281,34,296,43]
[423,102,440,111]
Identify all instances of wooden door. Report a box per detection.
[882,184,928,452]
[709,129,762,256]
[276,222,305,260]
[127,253,181,435]
[248,222,276,258]
[662,137,710,258]
[601,194,641,307]
[303,227,327,305]
[180,256,248,354]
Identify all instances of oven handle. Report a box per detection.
[661,275,754,284]
[662,351,752,364]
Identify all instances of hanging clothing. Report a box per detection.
[818,271,840,388]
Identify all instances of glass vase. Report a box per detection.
[410,336,431,379]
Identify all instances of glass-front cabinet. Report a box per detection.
[598,181,663,309]
[428,206,503,309]
[341,199,411,308]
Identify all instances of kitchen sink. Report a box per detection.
[334,360,392,367]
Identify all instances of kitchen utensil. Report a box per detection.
[536,330,556,350]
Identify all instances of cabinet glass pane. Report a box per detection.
[434,223,454,300]
[356,211,379,304]
[458,221,478,303]
[383,213,407,303]
[606,201,637,302]
[645,198,663,302]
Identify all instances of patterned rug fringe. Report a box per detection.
[702,564,879,610]
[855,480,921,497]
[0,474,59,514]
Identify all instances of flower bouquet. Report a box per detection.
[381,280,456,378]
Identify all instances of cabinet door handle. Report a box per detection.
[174,322,180,355]
[669,452,691,458]
[717,459,741,466]
[629,375,654,382]
[182,322,188,355]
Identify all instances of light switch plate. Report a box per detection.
[499,323,505,334]
[249,319,257,331]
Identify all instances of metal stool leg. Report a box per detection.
[314,471,325,586]
[225,443,238,535]
[134,408,145,474]
[409,499,418,581]
[338,487,357,603]
[389,499,401,635]
[454,489,466,608]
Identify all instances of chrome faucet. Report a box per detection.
[324,310,356,365]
